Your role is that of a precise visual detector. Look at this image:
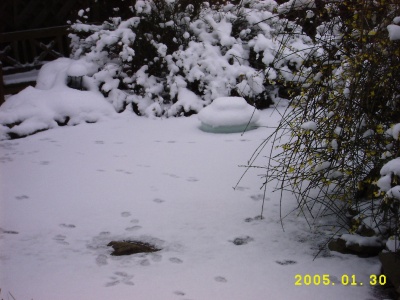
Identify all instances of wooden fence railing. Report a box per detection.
[0,25,70,105]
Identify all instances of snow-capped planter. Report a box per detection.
[198,97,260,133]
[67,62,88,90]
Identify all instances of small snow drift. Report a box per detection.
[198,97,260,133]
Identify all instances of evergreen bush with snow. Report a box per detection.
[68,0,315,117]
[252,0,400,252]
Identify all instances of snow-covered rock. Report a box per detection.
[328,234,385,257]
[198,97,260,133]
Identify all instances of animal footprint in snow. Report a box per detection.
[231,236,253,245]
[275,260,297,265]
[0,156,13,163]
[163,172,180,179]
[115,271,129,277]
[187,177,199,182]
[153,198,165,204]
[105,280,119,287]
[15,195,29,200]
[140,259,150,266]
[116,169,132,174]
[59,223,76,229]
[169,257,183,264]
[136,164,150,168]
[53,234,68,245]
[214,276,227,283]
[174,291,185,296]
[130,219,139,224]
[125,225,142,231]
[96,254,108,266]
[94,140,104,144]
[250,194,267,201]
[105,271,134,287]
[244,215,263,223]
[121,211,131,217]
[151,253,162,262]
[0,228,18,234]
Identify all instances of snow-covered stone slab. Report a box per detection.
[198,96,260,133]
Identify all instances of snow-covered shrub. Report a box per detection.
[249,0,400,248]
[69,0,203,115]
[68,0,315,117]
[376,123,400,251]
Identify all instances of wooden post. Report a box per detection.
[0,62,4,106]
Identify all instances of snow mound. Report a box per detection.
[386,237,400,252]
[341,233,385,248]
[387,24,400,41]
[67,62,88,77]
[0,58,116,140]
[198,97,260,133]
[300,121,317,131]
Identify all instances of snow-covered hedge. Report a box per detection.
[254,1,400,250]
[69,0,315,117]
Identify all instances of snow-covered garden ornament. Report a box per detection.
[198,97,260,133]
[67,62,87,90]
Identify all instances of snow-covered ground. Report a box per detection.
[0,105,388,299]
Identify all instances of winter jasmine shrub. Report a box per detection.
[251,0,400,251]
[69,0,315,117]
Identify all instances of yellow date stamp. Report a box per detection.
[294,274,386,286]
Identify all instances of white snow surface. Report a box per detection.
[380,157,400,177]
[341,234,384,248]
[386,237,399,252]
[277,0,315,13]
[0,57,386,300]
[300,121,317,131]
[387,24,400,41]
[0,106,384,299]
